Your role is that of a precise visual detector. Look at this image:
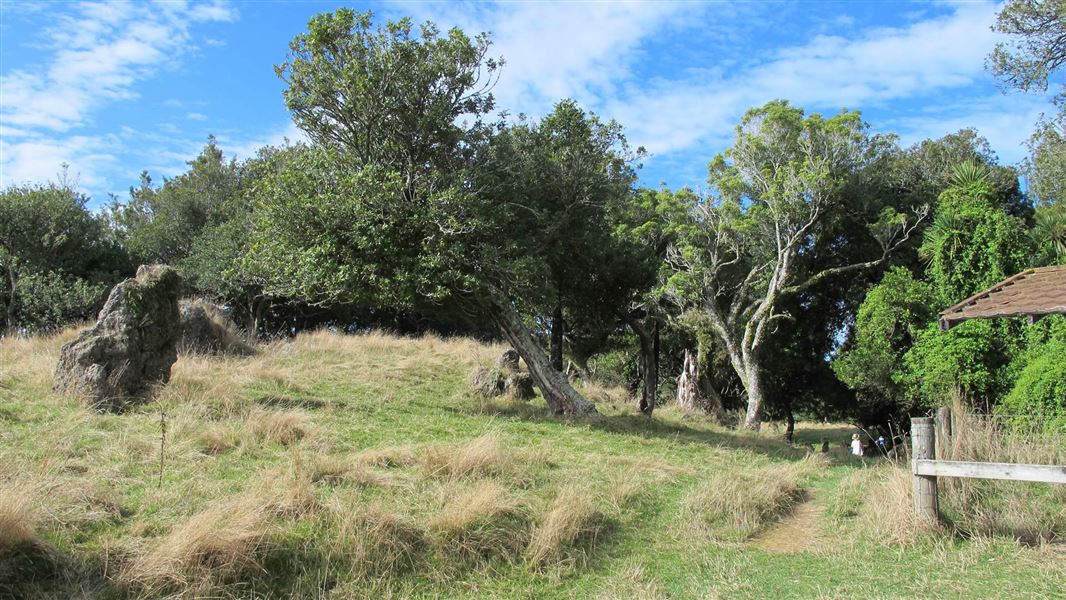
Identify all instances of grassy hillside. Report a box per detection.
[1,329,1064,599]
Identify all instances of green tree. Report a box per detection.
[990,0,1066,209]
[665,101,924,430]
[110,137,242,267]
[261,11,617,415]
[989,0,1066,102]
[0,181,128,331]
[836,165,1034,413]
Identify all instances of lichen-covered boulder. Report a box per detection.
[496,349,520,371]
[471,349,536,401]
[504,371,535,401]
[471,367,505,397]
[54,265,182,411]
[178,299,253,356]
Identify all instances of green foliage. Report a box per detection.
[837,161,1038,414]
[832,267,936,406]
[998,317,1066,429]
[276,8,499,184]
[110,137,242,267]
[919,171,1032,304]
[989,0,1066,101]
[1026,116,1066,207]
[900,320,1018,408]
[1032,203,1066,264]
[0,181,127,331]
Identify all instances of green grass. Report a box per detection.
[1,329,1063,599]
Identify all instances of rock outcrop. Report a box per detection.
[471,349,536,401]
[54,265,182,410]
[178,299,253,356]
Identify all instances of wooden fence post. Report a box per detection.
[911,417,939,524]
[935,407,952,460]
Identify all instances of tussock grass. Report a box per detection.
[576,380,632,407]
[680,455,826,542]
[430,481,529,562]
[353,446,417,469]
[122,495,273,595]
[243,407,309,446]
[526,486,608,569]
[937,407,1066,542]
[324,498,425,579]
[0,484,39,551]
[3,327,1063,597]
[420,433,542,486]
[857,465,935,546]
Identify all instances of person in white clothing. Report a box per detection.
[851,433,864,456]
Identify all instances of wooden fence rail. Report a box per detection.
[911,414,1066,523]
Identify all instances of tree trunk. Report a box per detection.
[741,358,765,430]
[676,348,699,411]
[784,398,795,443]
[488,294,597,417]
[628,317,658,416]
[550,298,564,372]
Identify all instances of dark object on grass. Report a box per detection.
[54,265,181,411]
[178,299,254,356]
[471,349,536,401]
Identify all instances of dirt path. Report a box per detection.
[751,499,825,553]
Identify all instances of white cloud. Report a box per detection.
[186,112,208,121]
[611,3,1008,156]
[215,121,307,162]
[0,1,235,196]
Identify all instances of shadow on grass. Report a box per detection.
[444,396,866,464]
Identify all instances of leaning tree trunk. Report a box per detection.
[487,295,597,417]
[550,298,564,372]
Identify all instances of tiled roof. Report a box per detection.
[938,265,1066,330]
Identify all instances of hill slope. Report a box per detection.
[1,330,1063,598]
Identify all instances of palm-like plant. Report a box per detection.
[1033,204,1066,264]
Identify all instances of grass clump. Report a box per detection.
[420,433,541,486]
[680,456,824,542]
[324,500,425,580]
[526,486,608,569]
[123,495,273,596]
[430,481,530,563]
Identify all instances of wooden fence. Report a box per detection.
[910,414,1066,522]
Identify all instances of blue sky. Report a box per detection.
[0,1,1058,206]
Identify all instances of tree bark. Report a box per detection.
[741,357,765,430]
[550,298,564,372]
[487,292,597,417]
[676,348,699,411]
[628,317,658,416]
[784,397,795,443]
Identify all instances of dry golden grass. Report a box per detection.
[122,495,273,594]
[576,380,633,407]
[429,481,529,562]
[419,433,536,483]
[680,454,826,542]
[526,486,606,568]
[243,407,309,446]
[900,405,1065,542]
[353,446,417,469]
[0,484,38,551]
[430,481,518,535]
[324,498,425,578]
[858,465,936,546]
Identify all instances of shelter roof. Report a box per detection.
[938,265,1066,330]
